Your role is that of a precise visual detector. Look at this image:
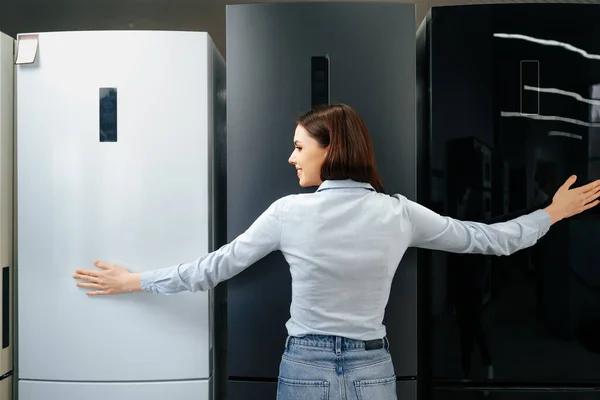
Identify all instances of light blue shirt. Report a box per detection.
[141,179,552,341]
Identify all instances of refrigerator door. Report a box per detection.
[16,31,216,396]
[421,3,600,384]
[19,380,210,400]
[0,31,13,380]
[397,380,417,399]
[226,1,417,391]
[228,381,278,400]
[432,388,600,400]
[0,375,12,400]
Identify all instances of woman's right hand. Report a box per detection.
[73,260,142,296]
[544,175,600,224]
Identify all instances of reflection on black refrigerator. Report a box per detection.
[418,3,600,393]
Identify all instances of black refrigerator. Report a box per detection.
[417,4,600,399]
[222,2,418,399]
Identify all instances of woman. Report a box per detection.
[73,104,600,399]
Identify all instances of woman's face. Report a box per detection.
[288,124,328,188]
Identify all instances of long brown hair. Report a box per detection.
[296,104,385,193]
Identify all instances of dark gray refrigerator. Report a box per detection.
[222,2,419,399]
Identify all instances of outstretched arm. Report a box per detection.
[406,175,600,256]
[407,201,551,255]
[141,201,282,294]
[74,199,283,296]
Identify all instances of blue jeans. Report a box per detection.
[276,334,398,400]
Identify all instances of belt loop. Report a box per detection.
[335,336,342,356]
[284,336,290,350]
[384,336,390,351]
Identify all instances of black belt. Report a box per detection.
[365,337,388,351]
[285,335,389,351]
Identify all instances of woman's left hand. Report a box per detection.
[73,260,141,296]
[544,176,600,224]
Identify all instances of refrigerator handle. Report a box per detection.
[2,266,9,349]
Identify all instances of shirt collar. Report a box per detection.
[316,179,375,193]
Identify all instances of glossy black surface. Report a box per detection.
[226,0,417,386]
[432,388,600,400]
[418,4,600,385]
[311,55,330,108]
[2,266,8,349]
[99,87,117,142]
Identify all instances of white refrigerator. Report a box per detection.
[0,31,14,400]
[16,30,225,400]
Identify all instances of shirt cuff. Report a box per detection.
[530,209,553,232]
[140,271,156,293]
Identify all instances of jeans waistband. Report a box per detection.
[285,334,389,352]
